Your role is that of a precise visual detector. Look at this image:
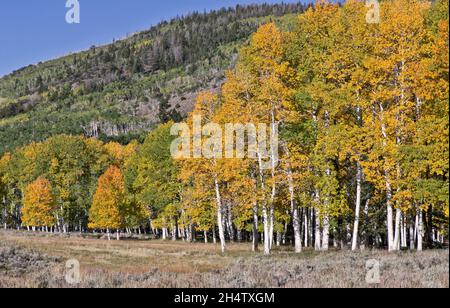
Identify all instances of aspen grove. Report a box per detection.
[0,0,448,254]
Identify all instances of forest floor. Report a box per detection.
[0,230,448,288]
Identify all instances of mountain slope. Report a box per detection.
[0,3,306,154]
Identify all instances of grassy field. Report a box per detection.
[0,230,448,288]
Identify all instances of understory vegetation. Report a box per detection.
[0,231,448,288]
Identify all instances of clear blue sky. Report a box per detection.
[0,0,307,77]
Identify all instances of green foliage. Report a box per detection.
[126,123,181,217]
[0,3,307,155]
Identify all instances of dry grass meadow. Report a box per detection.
[0,230,448,288]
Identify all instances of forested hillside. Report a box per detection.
[0,2,305,154]
[0,0,448,256]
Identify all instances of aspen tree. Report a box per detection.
[22,177,56,229]
[178,92,229,252]
[362,0,434,251]
[238,23,293,254]
[89,166,127,240]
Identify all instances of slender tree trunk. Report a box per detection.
[321,112,331,252]
[380,104,395,252]
[262,204,271,255]
[172,224,177,241]
[401,216,407,248]
[322,215,330,251]
[386,179,394,251]
[107,229,111,241]
[252,202,259,252]
[269,205,274,250]
[400,217,404,248]
[288,164,302,253]
[226,203,235,243]
[409,214,415,250]
[417,210,423,251]
[178,226,184,240]
[314,209,321,251]
[276,231,281,246]
[360,199,370,250]
[189,220,194,243]
[257,150,271,255]
[116,229,120,241]
[204,230,208,244]
[426,205,434,249]
[352,163,363,251]
[214,176,226,253]
[304,208,308,248]
[393,208,402,251]
[267,108,278,252]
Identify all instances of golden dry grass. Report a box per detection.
[0,231,253,273]
[0,230,448,288]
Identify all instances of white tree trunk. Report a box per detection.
[352,163,363,251]
[401,216,407,248]
[304,208,308,248]
[288,165,302,253]
[269,205,274,250]
[314,209,322,251]
[417,210,423,252]
[267,108,277,251]
[292,205,302,253]
[172,225,177,241]
[214,176,226,253]
[386,179,394,251]
[257,150,271,255]
[276,231,281,246]
[322,215,329,251]
[380,104,395,252]
[283,145,302,253]
[262,205,271,255]
[226,203,235,242]
[252,202,259,252]
[393,208,402,251]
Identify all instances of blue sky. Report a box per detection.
[0,0,307,77]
